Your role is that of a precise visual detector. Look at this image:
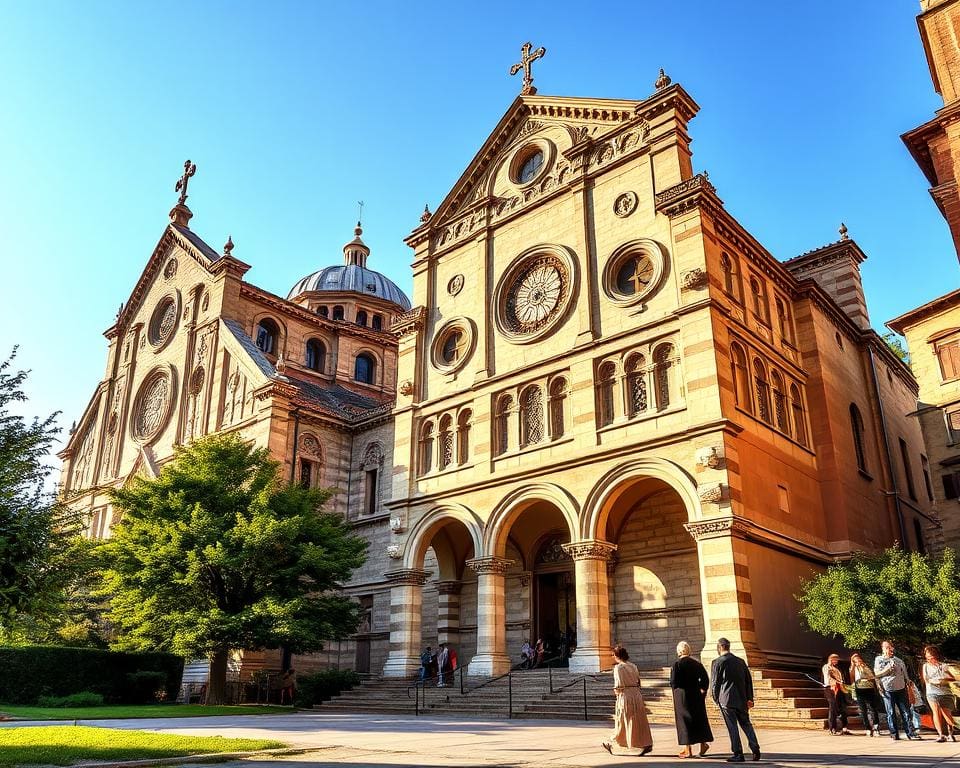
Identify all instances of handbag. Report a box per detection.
[907,680,921,707]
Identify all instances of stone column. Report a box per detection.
[564,539,618,673]
[436,580,462,648]
[684,517,766,666]
[465,556,514,676]
[381,568,430,678]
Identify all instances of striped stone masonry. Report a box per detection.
[563,539,617,673]
[465,556,515,676]
[381,568,430,678]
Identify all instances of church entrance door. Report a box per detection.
[532,536,576,665]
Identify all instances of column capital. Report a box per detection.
[466,556,514,575]
[562,539,617,561]
[436,580,463,595]
[384,568,430,586]
[684,516,749,542]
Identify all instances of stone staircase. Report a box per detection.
[319,666,852,730]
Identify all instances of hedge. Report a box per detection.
[294,669,360,708]
[0,646,184,705]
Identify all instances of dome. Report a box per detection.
[287,223,411,310]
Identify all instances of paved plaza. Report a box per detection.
[5,712,960,768]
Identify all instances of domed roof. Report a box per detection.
[287,223,411,310]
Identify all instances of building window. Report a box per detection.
[372,314,383,331]
[899,437,917,501]
[913,518,926,555]
[946,409,960,445]
[520,385,545,446]
[835,332,844,350]
[354,353,376,384]
[720,252,739,300]
[364,468,378,515]
[438,414,454,470]
[356,310,368,326]
[943,470,960,499]
[548,378,566,438]
[495,396,512,455]
[299,458,314,489]
[935,335,960,381]
[850,404,868,473]
[305,339,325,372]
[317,306,329,318]
[777,484,790,515]
[730,342,751,412]
[418,421,434,475]
[753,359,772,424]
[457,409,472,464]
[749,277,769,324]
[775,297,793,344]
[625,354,648,417]
[772,371,790,435]
[332,305,344,321]
[921,455,934,502]
[597,362,616,426]
[255,318,280,355]
[653,344,674,410]
[790,383,807,447]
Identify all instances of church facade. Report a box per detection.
[61,61,932,679]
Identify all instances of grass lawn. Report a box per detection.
[0,704,292,721]
[0,725,284,767]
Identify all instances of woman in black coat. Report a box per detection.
[670,640,714,758]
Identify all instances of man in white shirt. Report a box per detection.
[874,640,920,740]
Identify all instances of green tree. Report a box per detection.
[797,546,960,662]
[101,433,367,704]
[0,348,82,627]
[882,331,910,365]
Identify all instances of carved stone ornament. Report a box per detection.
[148,296,179,348]
[613,191,638,218]
[189,366,205,396]
[131,367,176,444]
[695,446,723,469]
[681,268,708,291]
[386,544,402,560]
[537,538,572,564]
[163,258,178,279]
[697,483,724,504]
[201,293,210,312]
[299,433,322,458]
[684,516,750,541]
[399,379,413,396]
[518,571,532,587]
[562,539,618,561]
[389,516,405,533]
[447,274,464,296]
[384,568,430,586]
[465,556,515,575]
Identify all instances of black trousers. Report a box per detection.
[855,687,883,731]
[824,687,849,731]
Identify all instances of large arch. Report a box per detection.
[483,483,580,559]
[580,456,702,540]
[403,503,483,573]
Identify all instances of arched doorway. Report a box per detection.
[531,535,576,663]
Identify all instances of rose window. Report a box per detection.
[148,296,179,347]
[132,370,173,442]
[504,256,567,334]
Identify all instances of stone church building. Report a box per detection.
[60,60,933,680]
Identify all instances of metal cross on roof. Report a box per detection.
[510,41,546,96]
[175,160,197,206]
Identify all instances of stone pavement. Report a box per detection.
[4,712,960,767]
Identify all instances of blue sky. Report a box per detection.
[0,1,957,448]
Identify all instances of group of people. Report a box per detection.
[602,638,761,762]
[418,642,458,687]
[519,627,577,669]
[822,641,956,743]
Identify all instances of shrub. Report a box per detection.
[125,671,168,704]
[36,691,104,708]
[0,646,183,705]
[294,669,361,708]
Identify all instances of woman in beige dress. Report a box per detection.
[602,645,653,756]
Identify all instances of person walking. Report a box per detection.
[601,645,653,757]
[520,640,533,669]
[822,653,852,735]
[419,646,432,682]
[874,640,920,740]
[921,645,957,743]
[671,640,713,758]
[711,638,761,763]
[436,643,450,687]
[849,652,884,736]
[279,668,297,705]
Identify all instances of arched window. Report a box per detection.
[305,339,325,372]
[625,354,648,417]
[850,403,867,472]
[356,310,368,326]
[372,314,383,331]
[597,361,617,426]
[730,343,751,412]
[548,378,567,439]
[317,306,329,318]
[520,385,545,446]
[438,414,454,470]
[775,298,793,343]
[771,370,790,435]
[790,383,807,446]
[653,345,674,410]
[720,253,739,300]
[753,359,772,423]
[418,421,434,475]
[332,305,344,321]
[298,433,323,489]
[750,277,769,324]
[354,353,376,384]
[457,409,471,464]
[255,318,280,355]
[495,395,512,456]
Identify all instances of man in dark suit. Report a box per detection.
[711,637,761,762]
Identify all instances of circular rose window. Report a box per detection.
[131,367,177,443]
[495,248,576,343]
[148,294,180,349]
[603,239,667,308]
[431,318,475,373]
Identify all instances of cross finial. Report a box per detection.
[175,160,197,206]
[510,41,546,95]
[357,200,364,227]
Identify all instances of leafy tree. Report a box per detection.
[797,546,960,662]
[882,331,910,365]
[101,433,367,704]
[0,348,82,627]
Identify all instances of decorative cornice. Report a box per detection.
[465,556,515,575]
[393,306,427,338]
[655,173,723,218]
[562,539,618,561]
[684,515,837,566]
[684,516,749,541]
[384,568,429,586]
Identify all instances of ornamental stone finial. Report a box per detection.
[420,204,432,223]
[655,68,672,91]
[839,222,849,240]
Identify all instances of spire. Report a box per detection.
[343,221,371,268]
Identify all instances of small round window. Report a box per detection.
[518,150,544,184]
[148,294,179,349]
[441,329,465,365]
[431,319,474,373]
[602,239,667,308]
[615,254,655,296]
